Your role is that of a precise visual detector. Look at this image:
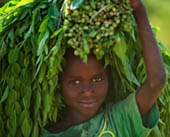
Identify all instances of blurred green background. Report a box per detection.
[143,0,170,49]
[1,0,170,49]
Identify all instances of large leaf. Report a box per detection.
[0,86,9,104]
[16,0,34,8]
[8,49,19,64]
[31,122,39,137]
[70,0,84,9]
[48,2,59,32]
[21,113,32,137]
[113,36,139,86]
[33,90,41,120]
[37,30,49,56]
[7,110,17,137]
[39,16,49,33]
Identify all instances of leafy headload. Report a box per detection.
[0,0,65,137]
[0,0,170,137]
[63,0,135,61]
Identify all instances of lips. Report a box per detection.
[78,100,97,108]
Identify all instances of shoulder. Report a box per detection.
[105,92,160,131]
[104,92,135,114]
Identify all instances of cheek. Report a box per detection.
[61,85,79,104]
[96,81,108,98]
[102,79,109,91]
[102,80,109,99]
[101,85,108,97]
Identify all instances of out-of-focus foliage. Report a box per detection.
[143,0,170,49]
[0,0,10,7]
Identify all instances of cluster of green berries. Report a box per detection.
[63,0,133,56]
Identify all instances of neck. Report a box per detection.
[65,110,90,126]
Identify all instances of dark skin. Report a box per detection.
[47,0,166,133]
[48,53,109,133]
[62,53,108,122]
[130,0,166,116]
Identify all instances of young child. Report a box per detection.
[42,0,166,136]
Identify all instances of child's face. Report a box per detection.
[60,53,108,119]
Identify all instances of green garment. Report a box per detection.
[41,92,159,137]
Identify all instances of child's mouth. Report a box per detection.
[78,100,97,108]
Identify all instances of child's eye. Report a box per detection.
[69,80,80,85]
[92,77,102,83]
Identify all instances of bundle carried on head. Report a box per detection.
[63,0,134,62]
[0,0,170,137]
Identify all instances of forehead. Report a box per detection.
[63,53,105,76]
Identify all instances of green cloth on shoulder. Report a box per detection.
[41,92,160,137]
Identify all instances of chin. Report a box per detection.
[80,107,100,118]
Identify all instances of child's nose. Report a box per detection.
[80,83,94,95]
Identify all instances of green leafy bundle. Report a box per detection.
[0,0,170,137]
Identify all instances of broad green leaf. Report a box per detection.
[21,115,32,137]
[6,90,17,109]
[12,63,21,75]
[42,92,53,125]
[43,92,52,113]
[39,4,48,9]
[45,44,49,55]
[94,48,105,60]
[19,9,29,20]
[0,41,7,60]
[8,76,14,89]
[136,58,144,76]
[49,77,58,93]
[113,36,127,61]
[23,86,32,109]
[23,56,30,68]
[15,101,21,116]
[31,122,39,137]
[48,2,59,32]
[34,55,43,80]
[18,19,30,36]
[38,63,47,84]
[24,22,33,40]
[16,0,34,8]
[125,63,140,86]
[51,28,63,38]
[7,110,17,137]
[48,32,63,57]
[33,90,41,120]
[113,36,139,86]
[88,30,97,37]
[37,30,49,56]
[39,16,49,33]
[8,29,14,39]
[159,119,166,126]
[70,0,84,9]
[20,68,32,85]
[83,38,89,54]
[0,86,9,104]
[55,32,63,50]
[45,46,50,56]
[90,0,95,8]
[8,49,19,64]
[131,29,136,42]
[51,107,58,122]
